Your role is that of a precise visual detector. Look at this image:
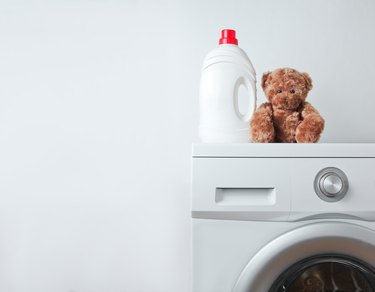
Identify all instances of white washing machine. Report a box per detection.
[192,143,375,292]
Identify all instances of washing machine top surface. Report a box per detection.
[193,143,375,158]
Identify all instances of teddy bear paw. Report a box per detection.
[295,119,323,143]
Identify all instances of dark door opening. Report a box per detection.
[270,255,375,292]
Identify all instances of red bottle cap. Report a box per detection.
[219,29,238,45]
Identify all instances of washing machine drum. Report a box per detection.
[233,222,375,292]
[270,255,375,291]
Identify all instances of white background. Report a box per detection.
[1,0,375,291]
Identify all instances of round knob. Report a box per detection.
[314,167,349,202]
[322,174,343,195]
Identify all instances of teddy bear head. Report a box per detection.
[261,68,313,110]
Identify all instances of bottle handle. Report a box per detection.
[234,76,257,123]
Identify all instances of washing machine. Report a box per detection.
[192,143,375,292]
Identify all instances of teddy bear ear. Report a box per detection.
[302,72,313,92]
[261,72,271,90]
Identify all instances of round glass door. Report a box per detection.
[270,255,375,292]
[232,222,375,292]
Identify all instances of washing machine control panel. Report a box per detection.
[192,144,375,221]
[314,167,349,202]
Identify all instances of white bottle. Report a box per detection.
[199,29,257,143]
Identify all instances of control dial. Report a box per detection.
[314,167,349,202]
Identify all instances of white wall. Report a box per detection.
[1,0,375,291]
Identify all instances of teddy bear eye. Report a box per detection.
[276,89,282,93]
[290,89,296,94]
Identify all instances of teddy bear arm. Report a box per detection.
[296,102,325,143]
[300,102,320,118]
[250,103,275,143]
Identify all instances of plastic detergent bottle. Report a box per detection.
[199,29,257,143]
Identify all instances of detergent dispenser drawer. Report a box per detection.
[191,158,292,221]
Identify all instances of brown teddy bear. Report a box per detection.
[250,68,324,143]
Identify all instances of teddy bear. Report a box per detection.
[250,67,324,143]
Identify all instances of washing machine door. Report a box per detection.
[232,222,375,292]
[269,254,375,291]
